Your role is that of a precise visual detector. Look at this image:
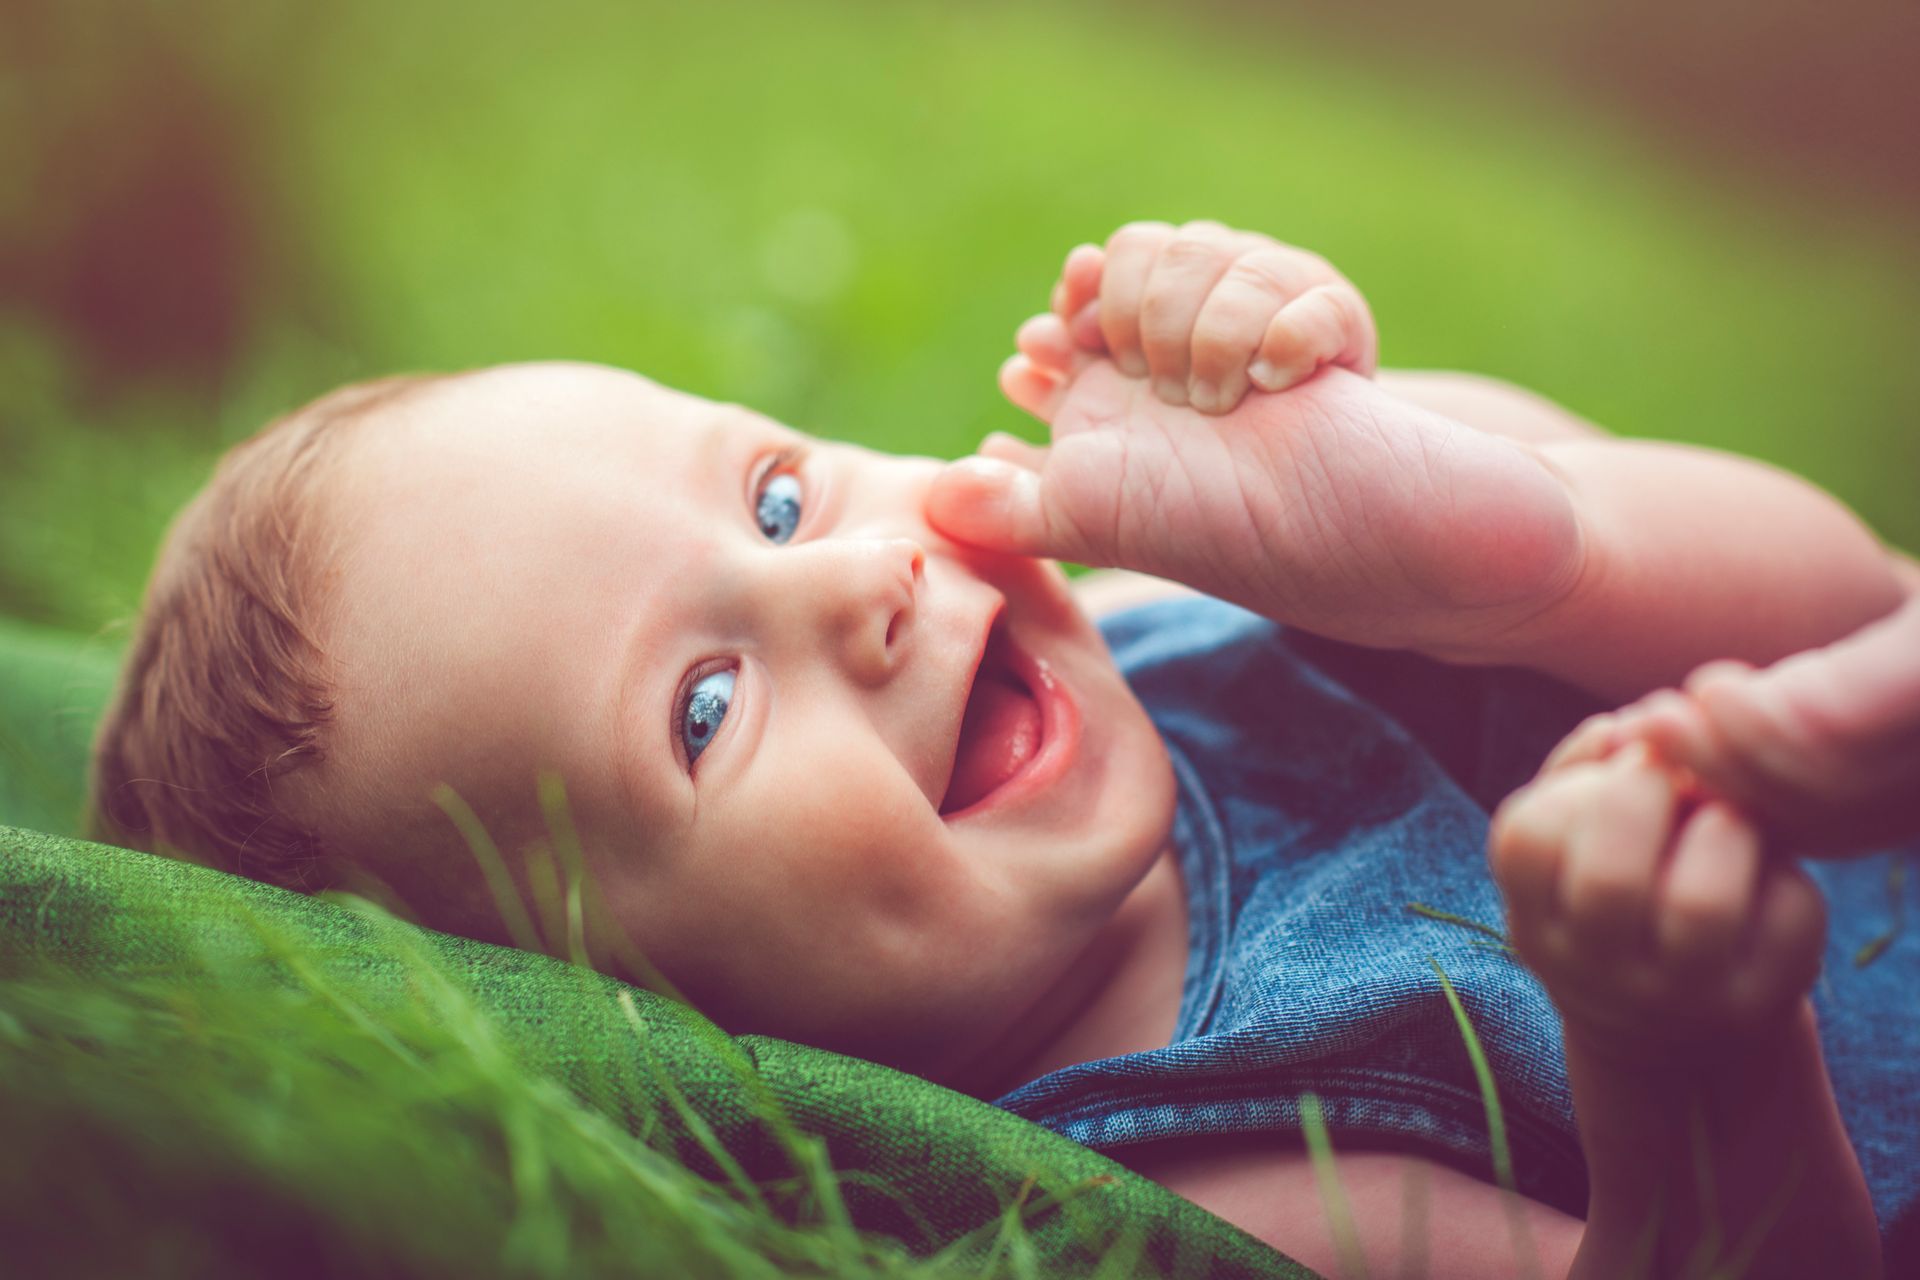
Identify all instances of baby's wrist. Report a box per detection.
[1557,994,1813,1075]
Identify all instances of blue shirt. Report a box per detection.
[994,597,1919,1230]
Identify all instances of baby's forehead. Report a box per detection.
[383,362,799,462]
[331,361,816,586]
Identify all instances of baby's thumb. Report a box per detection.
[926,456,1104,564]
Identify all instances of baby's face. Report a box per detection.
[323,363,1174,1077]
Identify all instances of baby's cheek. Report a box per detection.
[807,782,954,900]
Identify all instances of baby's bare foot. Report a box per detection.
[930,360,1584,654]
[1610,589,1920,854]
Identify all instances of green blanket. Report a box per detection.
[0,617,1312,1278]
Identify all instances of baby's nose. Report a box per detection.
[808,537,925,685]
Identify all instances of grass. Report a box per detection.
[0,884,1149,1279]
[1,930,851,1277]
[1298,1093,1367,1279]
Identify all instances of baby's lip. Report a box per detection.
[933,599,1004,814]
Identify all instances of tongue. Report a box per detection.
[942,672,1042,814]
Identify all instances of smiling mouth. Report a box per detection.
[938,623,1044,816]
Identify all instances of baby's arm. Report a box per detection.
[1490,748,1881,1278]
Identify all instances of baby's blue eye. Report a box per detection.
[756,471,803,544]
[681,668,735,766]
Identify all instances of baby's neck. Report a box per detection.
[956,845,1189,1099]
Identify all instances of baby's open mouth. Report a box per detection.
[939,625,1044,816]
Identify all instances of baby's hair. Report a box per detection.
[89,373,443,889]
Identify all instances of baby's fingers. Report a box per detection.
[998,354,1067,423]
[1656,802,1762,971]
[1248,283,1378,394]
[1098,221,1178,379]
[1614,689,1720,769]
[1557,750,1678,956]
[1734,865,1826,1015]
[1138,222,1244,405]
[1540,712,1623,776]
[1490,769,1590,947]
[1055,244,1107,344]
[1016,313,1079,377]
[1636,673,1793,816]
[1187,247,1326,414]
[1654,803,1826,1026]
[976,430,1049,473]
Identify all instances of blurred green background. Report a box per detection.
[4,0,1917,637]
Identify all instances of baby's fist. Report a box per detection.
[1489,747,1826,1059]
[1017,221,1378,417]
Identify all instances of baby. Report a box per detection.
[91,219,1914,1277]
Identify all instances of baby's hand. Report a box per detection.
[1489,745,1827,1058]
[1008,220,1378,417]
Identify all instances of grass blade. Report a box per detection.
[433,785,544,954]
[1851,859,1906,969]
[1407,901,1510,948]
[1429,956,1540,1280]
[1300,1092,1368,1280]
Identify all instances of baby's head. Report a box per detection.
[92,362,1175,1076]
